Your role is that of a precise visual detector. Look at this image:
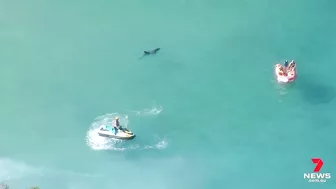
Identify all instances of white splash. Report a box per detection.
[86,113,129,151]
[143,139,168,150]
[86,111,167,151]
[130,106,163,116]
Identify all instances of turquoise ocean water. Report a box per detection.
[1,0,336,188]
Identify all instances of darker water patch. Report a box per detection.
[296,74,335,105]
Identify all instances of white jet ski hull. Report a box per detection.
[98,125,135,140]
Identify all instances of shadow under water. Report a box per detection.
[295,74,335,105]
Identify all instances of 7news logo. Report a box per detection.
[304,158,331,182]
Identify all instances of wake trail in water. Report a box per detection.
[86,106,167,151]
[127,106,163,116]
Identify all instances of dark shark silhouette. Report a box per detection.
[138,48,161,59]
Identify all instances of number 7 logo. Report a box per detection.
[312,158,323,172]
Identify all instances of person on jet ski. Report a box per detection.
[112,117,120,135]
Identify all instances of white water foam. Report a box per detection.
[129,106,163,116]
[143,139,168,150]
[86,110,167,151]
[85,113,129,151]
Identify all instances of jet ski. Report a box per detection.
[98,125,136,140]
